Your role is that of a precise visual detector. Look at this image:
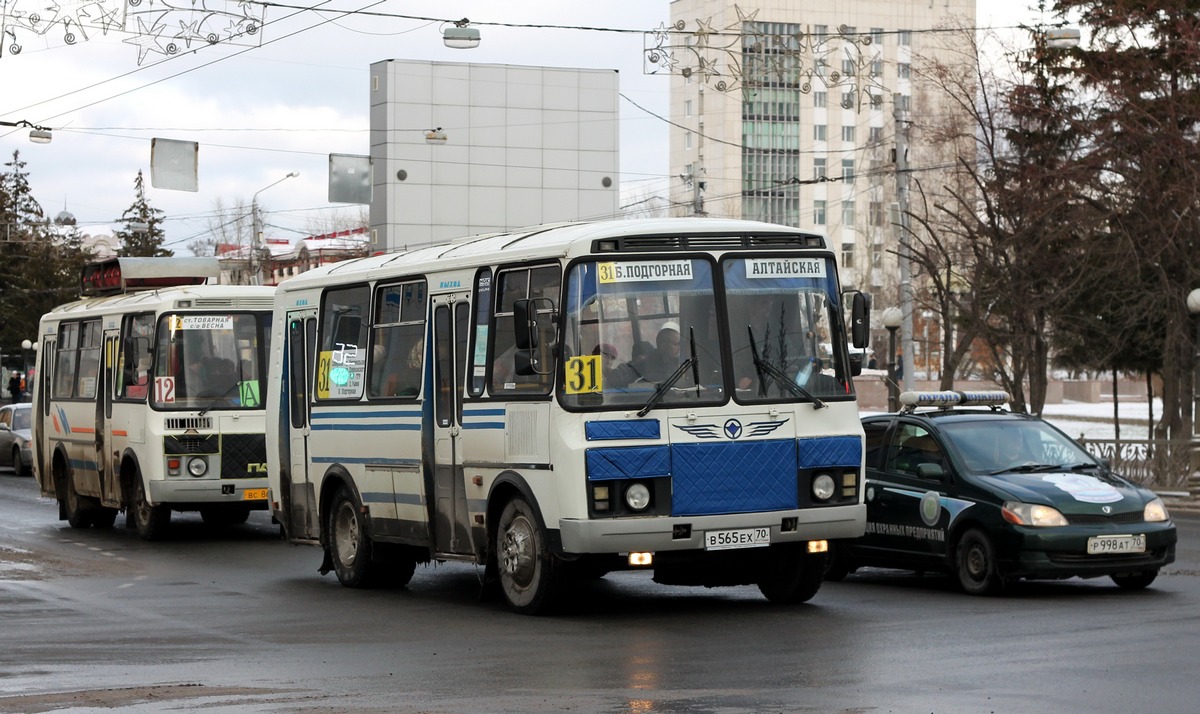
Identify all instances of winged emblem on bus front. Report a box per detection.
[673,419,789,440]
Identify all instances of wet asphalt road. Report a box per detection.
[1,471,1199,713]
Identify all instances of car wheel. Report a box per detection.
[955,528,1004,595]
[1111,570,1158,590]
[132,475,171,541]
[327,485,380,588]
[495,496,562,615]
[12,447,28,477]
[758,544,826,604]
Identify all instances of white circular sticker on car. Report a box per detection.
[1041,473,1123,503]
[920,491,941,526]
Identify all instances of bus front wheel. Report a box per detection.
[131,476,170,541]
[757,544,825,604]
[328,485,378,588]
[495,496,562,615]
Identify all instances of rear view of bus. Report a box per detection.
[268,218,870,613]
[31,258,275,540]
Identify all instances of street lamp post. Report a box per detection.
[1187,289,1200,475]
[0,119,52,143]
[20,339,32,402]
[250,172,299,285]
[883,306,903,412]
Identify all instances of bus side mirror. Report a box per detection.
[850,291,870,349]
[513,299,538,350]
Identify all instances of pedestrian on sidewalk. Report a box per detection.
[8,371,22,404]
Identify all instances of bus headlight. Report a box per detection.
[812,473,836,501]
[187,457,209,477]
[625,482,651,511]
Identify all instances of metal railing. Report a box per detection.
[1077,437,1194,491]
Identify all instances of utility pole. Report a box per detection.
[892,95,915,392]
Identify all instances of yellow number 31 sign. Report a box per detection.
[564,355,603,394]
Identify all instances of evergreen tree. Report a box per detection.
[116,170,172,257]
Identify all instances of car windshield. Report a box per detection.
[153,313,268,411]
[560,258,725,410]
[11,408,30,431]
[937,418,1097,475]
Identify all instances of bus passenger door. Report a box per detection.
[285,311,319,539]
[98,331,121,508]
[431,295,473,556]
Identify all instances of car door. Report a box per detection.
[858,418,953,566]
[0,406,13,467]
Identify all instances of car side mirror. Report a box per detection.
[0,424,9,432]
[916,462,945,480]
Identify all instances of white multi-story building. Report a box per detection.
[369,60,621,251]
[666,0,976,303]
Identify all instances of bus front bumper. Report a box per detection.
[558,503,865,554]
[148,478,270,508]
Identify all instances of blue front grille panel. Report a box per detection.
[798,435,861,468]
[671,440,797,516]
[585,445,671,481]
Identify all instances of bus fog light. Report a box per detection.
[625,483,651,511]
[187,457,209,477]
[808,540,828,554]
[628,552,653,566]
[812,473,836,501]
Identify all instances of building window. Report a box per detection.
[872,243,883,269]
[842,125,856,142]
[870,201,884,227]
[896,94,911,111]
[842,59,856,77]
[814,158,827,180]
[898,62,911,79]
[685,132,693,150]
[869,127,883,144]
[871,27,884,45]
[685,100,693,117]
[814,91,827,108]
[898,30,912,46]
[842,158,855,181]
[814,200,826,225]
[814,24,828,38]
[814,124,826,141]
[842,243,855,269]
[842,200,856,225]
[871,59,883,77]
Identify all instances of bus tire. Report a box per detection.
[328,485,379,588]
[64,475,94,529]
[91,508,119,529]
[200,506,251,525]
[757,544,825,604]
[131,475,171,541]
[495,496,562,615]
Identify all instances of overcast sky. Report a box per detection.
[1,1,1040,254]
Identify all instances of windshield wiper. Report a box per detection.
[637,358,694,417]
[199,362,246,417]
[988,463,1060,475]
[747,326,826,409]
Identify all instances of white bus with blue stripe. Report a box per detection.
[32,258,275,540]
[267,218,870,613]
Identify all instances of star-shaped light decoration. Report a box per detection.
[123,14,166,64]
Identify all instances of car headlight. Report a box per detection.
[812,473,836,501]
[1143,497,1169,523]
[1001,501,1068,527]
[187,456,209,477]
[624,482,651,511]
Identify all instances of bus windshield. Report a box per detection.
[561,257,726,410]
[560,255,851,410]
[723,256,852,402]
[153,313,267,410]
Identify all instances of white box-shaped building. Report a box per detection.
[369,60,620,251]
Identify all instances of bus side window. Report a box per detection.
[369,280,427,399]
[317,284,370,401]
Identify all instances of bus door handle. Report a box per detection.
[449,426,460,437]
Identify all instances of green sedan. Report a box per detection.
[827,391,1177,594]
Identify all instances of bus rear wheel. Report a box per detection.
[328,485,379,588]
[131,475,170,541]
[64,476,94,529]
[757,543,825,604]
[495,496,562,615]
